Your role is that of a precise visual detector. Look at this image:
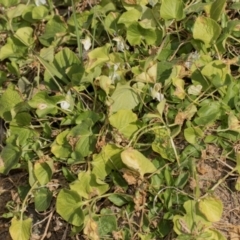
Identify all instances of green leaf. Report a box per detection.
[28,91,64,117]
[110,83,140,114]
[0,145,21,174]
[51,130,71,158]
[51,144,71,159]
[34,161,53,185]
[66,63,85,86]
[14,27,34,46]
[40,46,54,62]
[0,84,22,121]
[0,70,7,85]
[0,37,27,61]
[118,8,141,27]
[194,101,221,125]
[121,148,157,178]
[62,167,77,182]
[56,189,84,226]
[108,194,132,207]
[98,208,117,237]
[206,229,227,240]
[160,0,185,21]
[127,22,157,46]
[6,4,26,19]
[152,128,175,161]
[201,60,228,86]
[28,161,37,187]
[173,200,211,236]
[235,177,240,191]
[9,217,32,240]
[44,48,80,85]
[68,121,95,159]
[39,15,68,45]
[10,125,38,146]
[193,16,221,45]
[32,5,49,19]
[34,187,52,212]
[236,152,240,174]
[14,112,31,126]
[86,44,110,72]
[70,171,109,199]
[92,144,124,179]
[0,0,19,7]
[198,196,223,222]
[184,127,204,145]
[109,109,138,139]
[210,0,226,21]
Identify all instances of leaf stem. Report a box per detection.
[71,0,82,62]
[20,181,38,220]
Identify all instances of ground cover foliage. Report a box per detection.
[1,0,240,239]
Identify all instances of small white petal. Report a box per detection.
[110,72,121,84]
[155,92,164,102]
[113,37,127,52]
[59,101,70,110]
[81,36,92,51]
[150,83,164,102]
[114,63,120,71]
[184,51,200,69]
[35,0,46,6]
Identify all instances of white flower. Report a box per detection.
[150,83,164,102]
[81,36,92,51]
[58,90,72,111]
[113,37,128,52]
[109,63,121,83]
[58,101,71,110]
[35,0,46,6]
[184,51,200,69]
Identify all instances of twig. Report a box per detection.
[61,223,68,240]
[40,209,54,240]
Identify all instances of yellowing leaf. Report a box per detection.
[86,44,110,72]
[198,196,223,222]
[14,27,34,46]
[172,78,186,100]
[56,189,84,226]
[228,113,240,133]
[121,148,156,178]
[136,63,157,83]
[84,218,100,240]
[9,217,32,240]
[110,83,140,114]
[235,176,240,191]
[98,75,113,95]
[109,109,138,139]
[160,0,185,21]
[193,16,221,45]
